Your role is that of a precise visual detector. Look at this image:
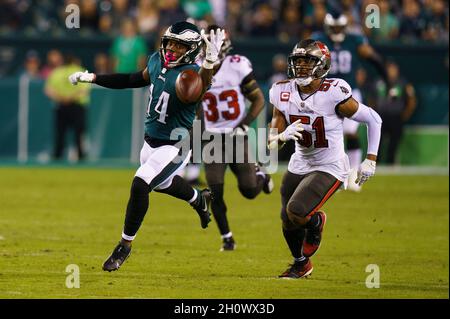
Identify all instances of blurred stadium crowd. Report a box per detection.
[1,0,448,41]
[1,0,448,79]
[0,0,447,166]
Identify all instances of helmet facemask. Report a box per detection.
[287,40,331,87]
[324,13,348,43]
[289,54,327,87]
[289,55,318,86]
[159,22,202,68]
[160,37,201,68]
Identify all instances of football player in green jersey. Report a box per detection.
[69,21,225,272]
[313,12,386,192]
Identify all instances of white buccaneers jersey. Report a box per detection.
[201,55,253,133]
[269,78,352,182]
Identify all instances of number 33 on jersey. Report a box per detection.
[201,55,253,133]
[269,78,353,164]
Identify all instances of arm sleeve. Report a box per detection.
[350,102,383,156]
[94,71,149,89]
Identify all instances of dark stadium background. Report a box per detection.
[0,0,448,167]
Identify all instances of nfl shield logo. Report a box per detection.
[300,102,305,108]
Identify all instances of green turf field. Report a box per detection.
[0,167,448,298]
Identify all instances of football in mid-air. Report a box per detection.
[175,69,203,104]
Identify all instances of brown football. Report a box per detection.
[175,69,203,104]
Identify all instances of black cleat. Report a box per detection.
[255,163,274,194]
[263,174,274,194]
[278,259,313,279]
[220,236,236,251]
[191,189,212,229]
[303,211,327,258]
[102,242,132,272]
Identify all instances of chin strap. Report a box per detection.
[295,77,313,87]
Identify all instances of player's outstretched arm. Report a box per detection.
[69,68,150,89]
[198,28,225,96]
[337,97,383,185]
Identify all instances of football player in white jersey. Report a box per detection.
[200,25,274,251]
[314,13,388,192]
[268,39,382,278]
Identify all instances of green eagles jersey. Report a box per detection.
[144,52,200,141]
[312,32,367,88]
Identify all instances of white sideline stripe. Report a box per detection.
[404,125,449,134]
[376,166,449,175]
[275,164,448,176]
[18,74,30,163]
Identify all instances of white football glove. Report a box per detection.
[200,28,225,69]
[69,70,95,85]
[279,119,304,142]
[232,124,249,136]
[355,158,376,186]
[267,120,304,150]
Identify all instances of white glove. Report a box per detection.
[355,159,376,186]
[267,120,304,150]
[232,124,249,136]
[279,119,304,142]
[200,28,225,69]
[69,70,95,85]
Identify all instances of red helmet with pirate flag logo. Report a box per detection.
[287,39,331,87]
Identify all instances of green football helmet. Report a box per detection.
[324,13,348,43]
[160,21,203,68]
